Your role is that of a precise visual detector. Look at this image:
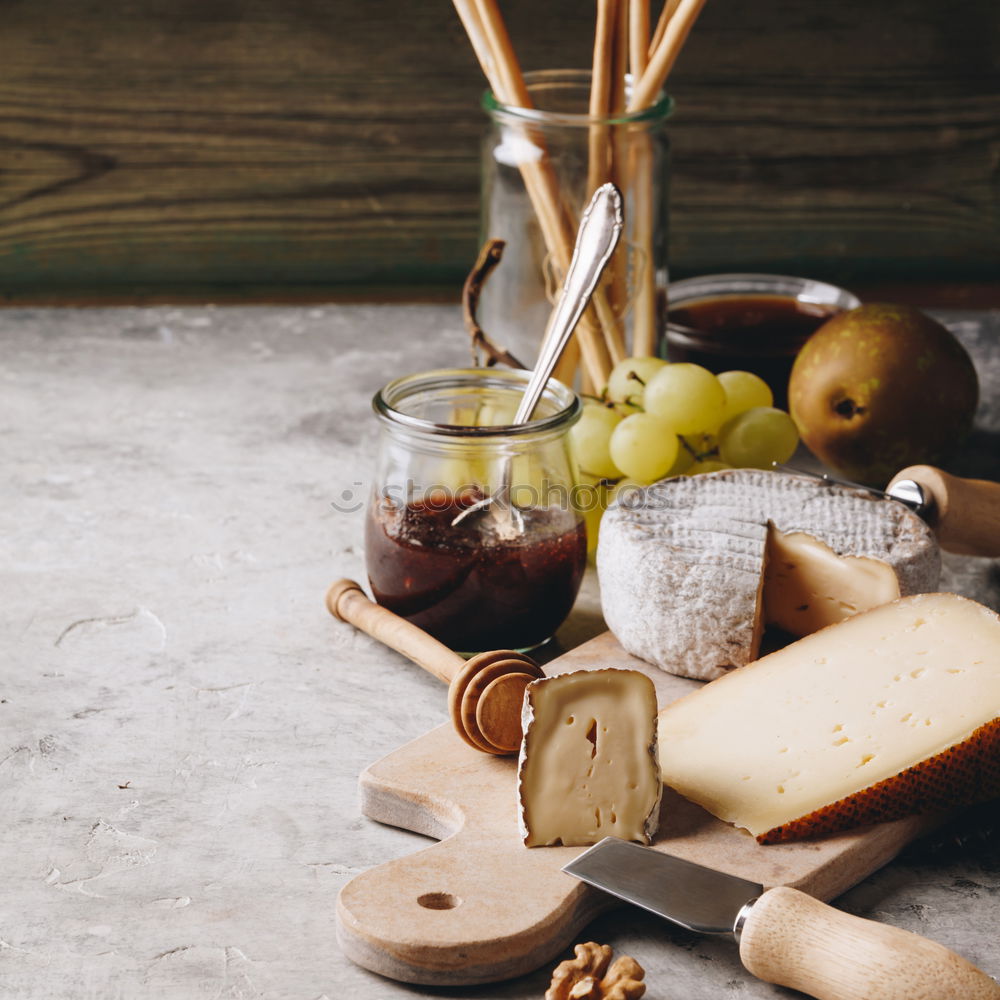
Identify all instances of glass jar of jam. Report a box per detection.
[366,368,587,654]
[664,273,861,408]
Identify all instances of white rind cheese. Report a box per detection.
[517,669,661,847]
[658,592,1000,843]
[597,469,940,680]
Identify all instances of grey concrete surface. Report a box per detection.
[1,303,998,999]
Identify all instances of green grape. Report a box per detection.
[718,406,800,469]
[611,478,645,503]
[606,356,668,407]
[447,404,480,428]
[609,478,646,514]
[436,456,487,492]
[611,398,643,419]
[609,412,679,484]
[510,453,550,509]
[688,458,732,475]
[717,370,773,422]
[576,472,611,558]
[679,432,718,461]
[571,401,623,479]
[475,401,517,426]
[665,441,695,476]
[644,363,728,435]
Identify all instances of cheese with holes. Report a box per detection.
[597,469,939,680]
[517,669,660,847]
[658,592,1000,844]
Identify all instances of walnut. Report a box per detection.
[545,941,646,1000]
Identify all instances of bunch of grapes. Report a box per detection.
[572,358,800,544]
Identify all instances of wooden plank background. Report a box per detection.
[1,0,998,303]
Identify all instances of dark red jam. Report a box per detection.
[669,294,838,344]
[667,294,842,407]
[365,489,587,652]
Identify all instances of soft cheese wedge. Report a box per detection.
[658,592,1000,844]
[598,469,940,680]
[518,669,660,847]
[763,528,905,636]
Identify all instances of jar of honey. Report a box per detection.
[365,368,587,655]
[664,273,861,408]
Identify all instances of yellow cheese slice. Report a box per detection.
[658,592,1000,843]
[517,669,660,847]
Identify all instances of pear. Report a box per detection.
[788,303,978,485]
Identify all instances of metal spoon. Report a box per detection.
[452,182,624,534]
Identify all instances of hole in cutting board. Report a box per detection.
[418,892,461,911]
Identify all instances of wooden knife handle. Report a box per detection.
[739,886,1000,1000]
[888,465,1000,557]
[326,579,465,685]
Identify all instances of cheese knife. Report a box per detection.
[776,463,1000,557]
[563,837,1000,1000]
[885,464,1000,557]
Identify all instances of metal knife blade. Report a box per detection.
[562,837,762,936]
[774,461,1000,557]
[564,838,1000,1000]
[773,462,930,516]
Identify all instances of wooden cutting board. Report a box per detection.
[337,630,936,986]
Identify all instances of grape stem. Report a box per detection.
[462,239,528,370]
[582,391,623,410]
[680,435,718,461]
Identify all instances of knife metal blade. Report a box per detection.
[562,837,761,937]
[563,837,1000,1000]
[773,462,930,516]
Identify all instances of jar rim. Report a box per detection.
[668,272,861,311]
[482,68,673,127]
[372,367,581,438]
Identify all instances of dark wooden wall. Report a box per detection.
[1,0,998,303]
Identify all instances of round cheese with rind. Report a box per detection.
[597,469,940,680]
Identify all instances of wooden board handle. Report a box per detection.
[338,746,608,986]
[326,579,464,685]
[740,886,1000,1000]
[888,465,1000,557]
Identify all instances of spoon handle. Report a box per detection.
[513,182,624,424]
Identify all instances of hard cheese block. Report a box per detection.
[598,468,940,680]
[658,592,1000,844]
[517,669,660,847]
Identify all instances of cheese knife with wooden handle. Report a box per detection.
[565,837,1000,1000]
[779,463,1000,557]
[886,465,1000,557]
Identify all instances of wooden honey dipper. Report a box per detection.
[326,580,544,755]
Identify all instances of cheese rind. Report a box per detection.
[517,669,660,847]
[760,718,1000,843]
[597,469,940,680]
[657,593,1000,843]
